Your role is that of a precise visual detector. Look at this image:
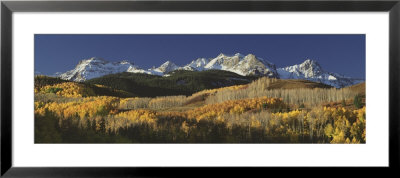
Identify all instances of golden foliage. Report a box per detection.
[119,97,151,110]
[186,97,285,121]
[205,77,359,107]
[35,96,119,119]
[34,78,366,143]
[111,109,157,128]
[37,82,96,97]
[148,95,187,110]
[119,95,187,110]
[187,84,248,100]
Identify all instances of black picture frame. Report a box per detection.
[1,0,399,177]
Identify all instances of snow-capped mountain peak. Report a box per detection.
[234,53,244,57]
[184,58,209,70]
[277,58,362,88]
[59,57,137,82]
[205,53,241,70]
[154,60,179,74]
[119,60,132,65]
[160,60,175,67]
[232,54,278,77]
[217,53,227,58]
[84,57,111,64]
[280,59,323,78]
[56,54,363,88]
[300,59,323,74]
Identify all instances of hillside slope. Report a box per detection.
[85,70,258,97]
[345,82,366,95]
[35,75,135,98]
[265,79,333,90]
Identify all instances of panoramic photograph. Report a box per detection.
[34,34,366,143]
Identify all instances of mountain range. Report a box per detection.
[47,53,363,88]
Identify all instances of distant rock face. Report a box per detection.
[192,53,278,77]
[204,53,241,70]
[277,59,323,79]
[56,54,363,88]
[229,54,278,77]
[277,59,363,88]
[59,57,143,82]
[152,61,179,74]
[184,58,209,70]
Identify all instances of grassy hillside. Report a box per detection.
[345,82,366,96]
[84,70,258,97]
[35,73,359,100]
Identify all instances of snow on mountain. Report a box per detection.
[203,53,278,77]
[183,58,209,71]
[229,54,278,77]
[152,61,179,74]
[277,59,323,79]
[204,53,239,70]
[56,55,363,88]
[277,59,363,88]
[59,57,138,82]
[126,66,157,75]
[58,58,181,82]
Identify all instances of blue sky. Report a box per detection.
[35,34,365,79]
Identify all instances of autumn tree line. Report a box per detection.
[205,77,360,107]
[34,76,365,143]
